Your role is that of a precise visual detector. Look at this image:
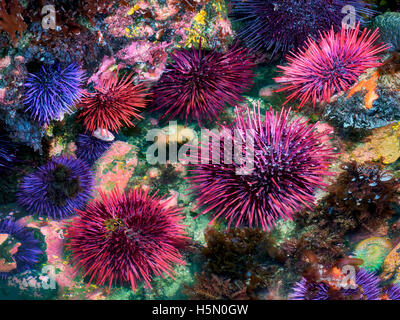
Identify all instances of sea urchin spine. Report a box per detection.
[75,133,112,166]
[229,0,374,56]
[18,156,94,219]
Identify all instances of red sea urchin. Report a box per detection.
[187,102,336,230]
[274,23,390,109]
[152,45,255,126]
[78,69,149,133]
[66,188,187,291]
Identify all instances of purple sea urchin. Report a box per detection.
[152,45,255,126]
[75,134,112,166]
[188,102,336,230]
[290,268,380,300]
[229,0,374,56]
[343,268,381,300]
[18,156,93,219]
[289,278,330,300]
[0,218,43,279]
[66,188,187,292]
[24,62,84,125]
[78,69,148,133]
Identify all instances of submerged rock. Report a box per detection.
[323,86,400,135]
[342,123,400,164]
[323,59,400,139]
[93,141,138,196]
[371,12,400,52]
[382,241,400,284]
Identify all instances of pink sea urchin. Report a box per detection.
[188,102,336,231]
[274,22,390,109]
[66,188,187,292]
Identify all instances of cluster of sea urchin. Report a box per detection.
[78,69,149,133]
[18,156,93,219]
[66,188,187,291]
[274,22,389,109]
[152,45,255,126]
[0,218,43,279]
[24,62,84,125]
[228,0,374,56]
[188,102,336,230]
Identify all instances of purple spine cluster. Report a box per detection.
[0,218,43,279]
[76,134,112,166]
[24,62,84,125]
[18,156,94,219]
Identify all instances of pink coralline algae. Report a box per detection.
[104,6,133,38]
[115,40,171,81]
[87,56,116,86]
[94,141,138,196]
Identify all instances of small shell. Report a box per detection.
[93,128,115,142]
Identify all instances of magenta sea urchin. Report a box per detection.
[274,22,390,109]
[152,45,255,126]
[67,188,187,292]
[188,102,336,230]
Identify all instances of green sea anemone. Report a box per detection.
[354,237,392,272]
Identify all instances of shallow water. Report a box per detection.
[0,0,400,301]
